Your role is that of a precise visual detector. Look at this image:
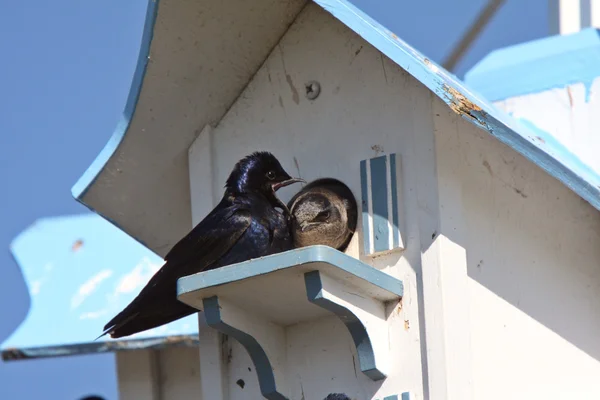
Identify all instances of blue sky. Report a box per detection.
[0,0,147,398]
[0,0,548,398]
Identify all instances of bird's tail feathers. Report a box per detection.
[95,311,140,341]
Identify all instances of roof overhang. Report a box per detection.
[72,0,307,256]
[73,0,600,257]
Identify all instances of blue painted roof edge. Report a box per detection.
[315,0,600,211]
[464,28,600,101]
[69,0,159,253]
[70,0,159,200]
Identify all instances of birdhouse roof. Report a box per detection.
[72,0,600,256]
[1,214,198,360]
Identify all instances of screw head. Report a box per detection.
[305,81,321,100]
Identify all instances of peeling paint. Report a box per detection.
[442,84,482,120]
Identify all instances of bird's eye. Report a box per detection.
[266,171,276,180]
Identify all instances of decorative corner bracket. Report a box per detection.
[304,270,390,381]
[203,296,289,400]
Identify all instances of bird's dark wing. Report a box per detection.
[101,205,252,337]
[163,203,251,269]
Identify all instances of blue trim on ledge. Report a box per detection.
[71,0,159,200]
[177,245,404,299]
[203,296,287,400]
[464,28,600,102]
[305,270,386,381]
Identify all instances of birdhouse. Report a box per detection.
[13,0,600,399]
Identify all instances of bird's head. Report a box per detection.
[226,151,304,213]
[288,178,357,250]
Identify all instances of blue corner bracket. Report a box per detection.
[177,245,404,399]
[204,295,287,400]
[305,270,385,381]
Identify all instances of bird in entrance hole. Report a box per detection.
[99,151,304,339]
[288,178,357,252]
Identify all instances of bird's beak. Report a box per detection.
[270,177,304,216]
[272,177,305,191]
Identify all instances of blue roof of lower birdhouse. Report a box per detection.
[1,214,198,360]
[464,28,600,102]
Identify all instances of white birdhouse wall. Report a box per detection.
[116,348,202,400]
[188,3,428,400]
[187,2,600,399]
[430,95,600,400]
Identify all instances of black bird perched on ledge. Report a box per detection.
[288,178,357,252]
[100,151,304,339]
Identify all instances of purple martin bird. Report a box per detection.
[100,152,304,339]
[288,178,357,252]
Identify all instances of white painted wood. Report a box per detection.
[393,154,407,252]
[227,338,263,400]
[433,94,600,400]
[183,2,600,399]
[494,77,600,175]
[189,125,228,400]
[549,0,600,34]
[116,350,160,400]
[209,297,289,397]
[188,125,217,225]
[116,348,202,400]
[549,0,582,34]
[411,97,475,400]
[317,272,391,377]
[198,317,229,400]
[157,347,203,399]
[591,0,600,26]
[178,258,399,325]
